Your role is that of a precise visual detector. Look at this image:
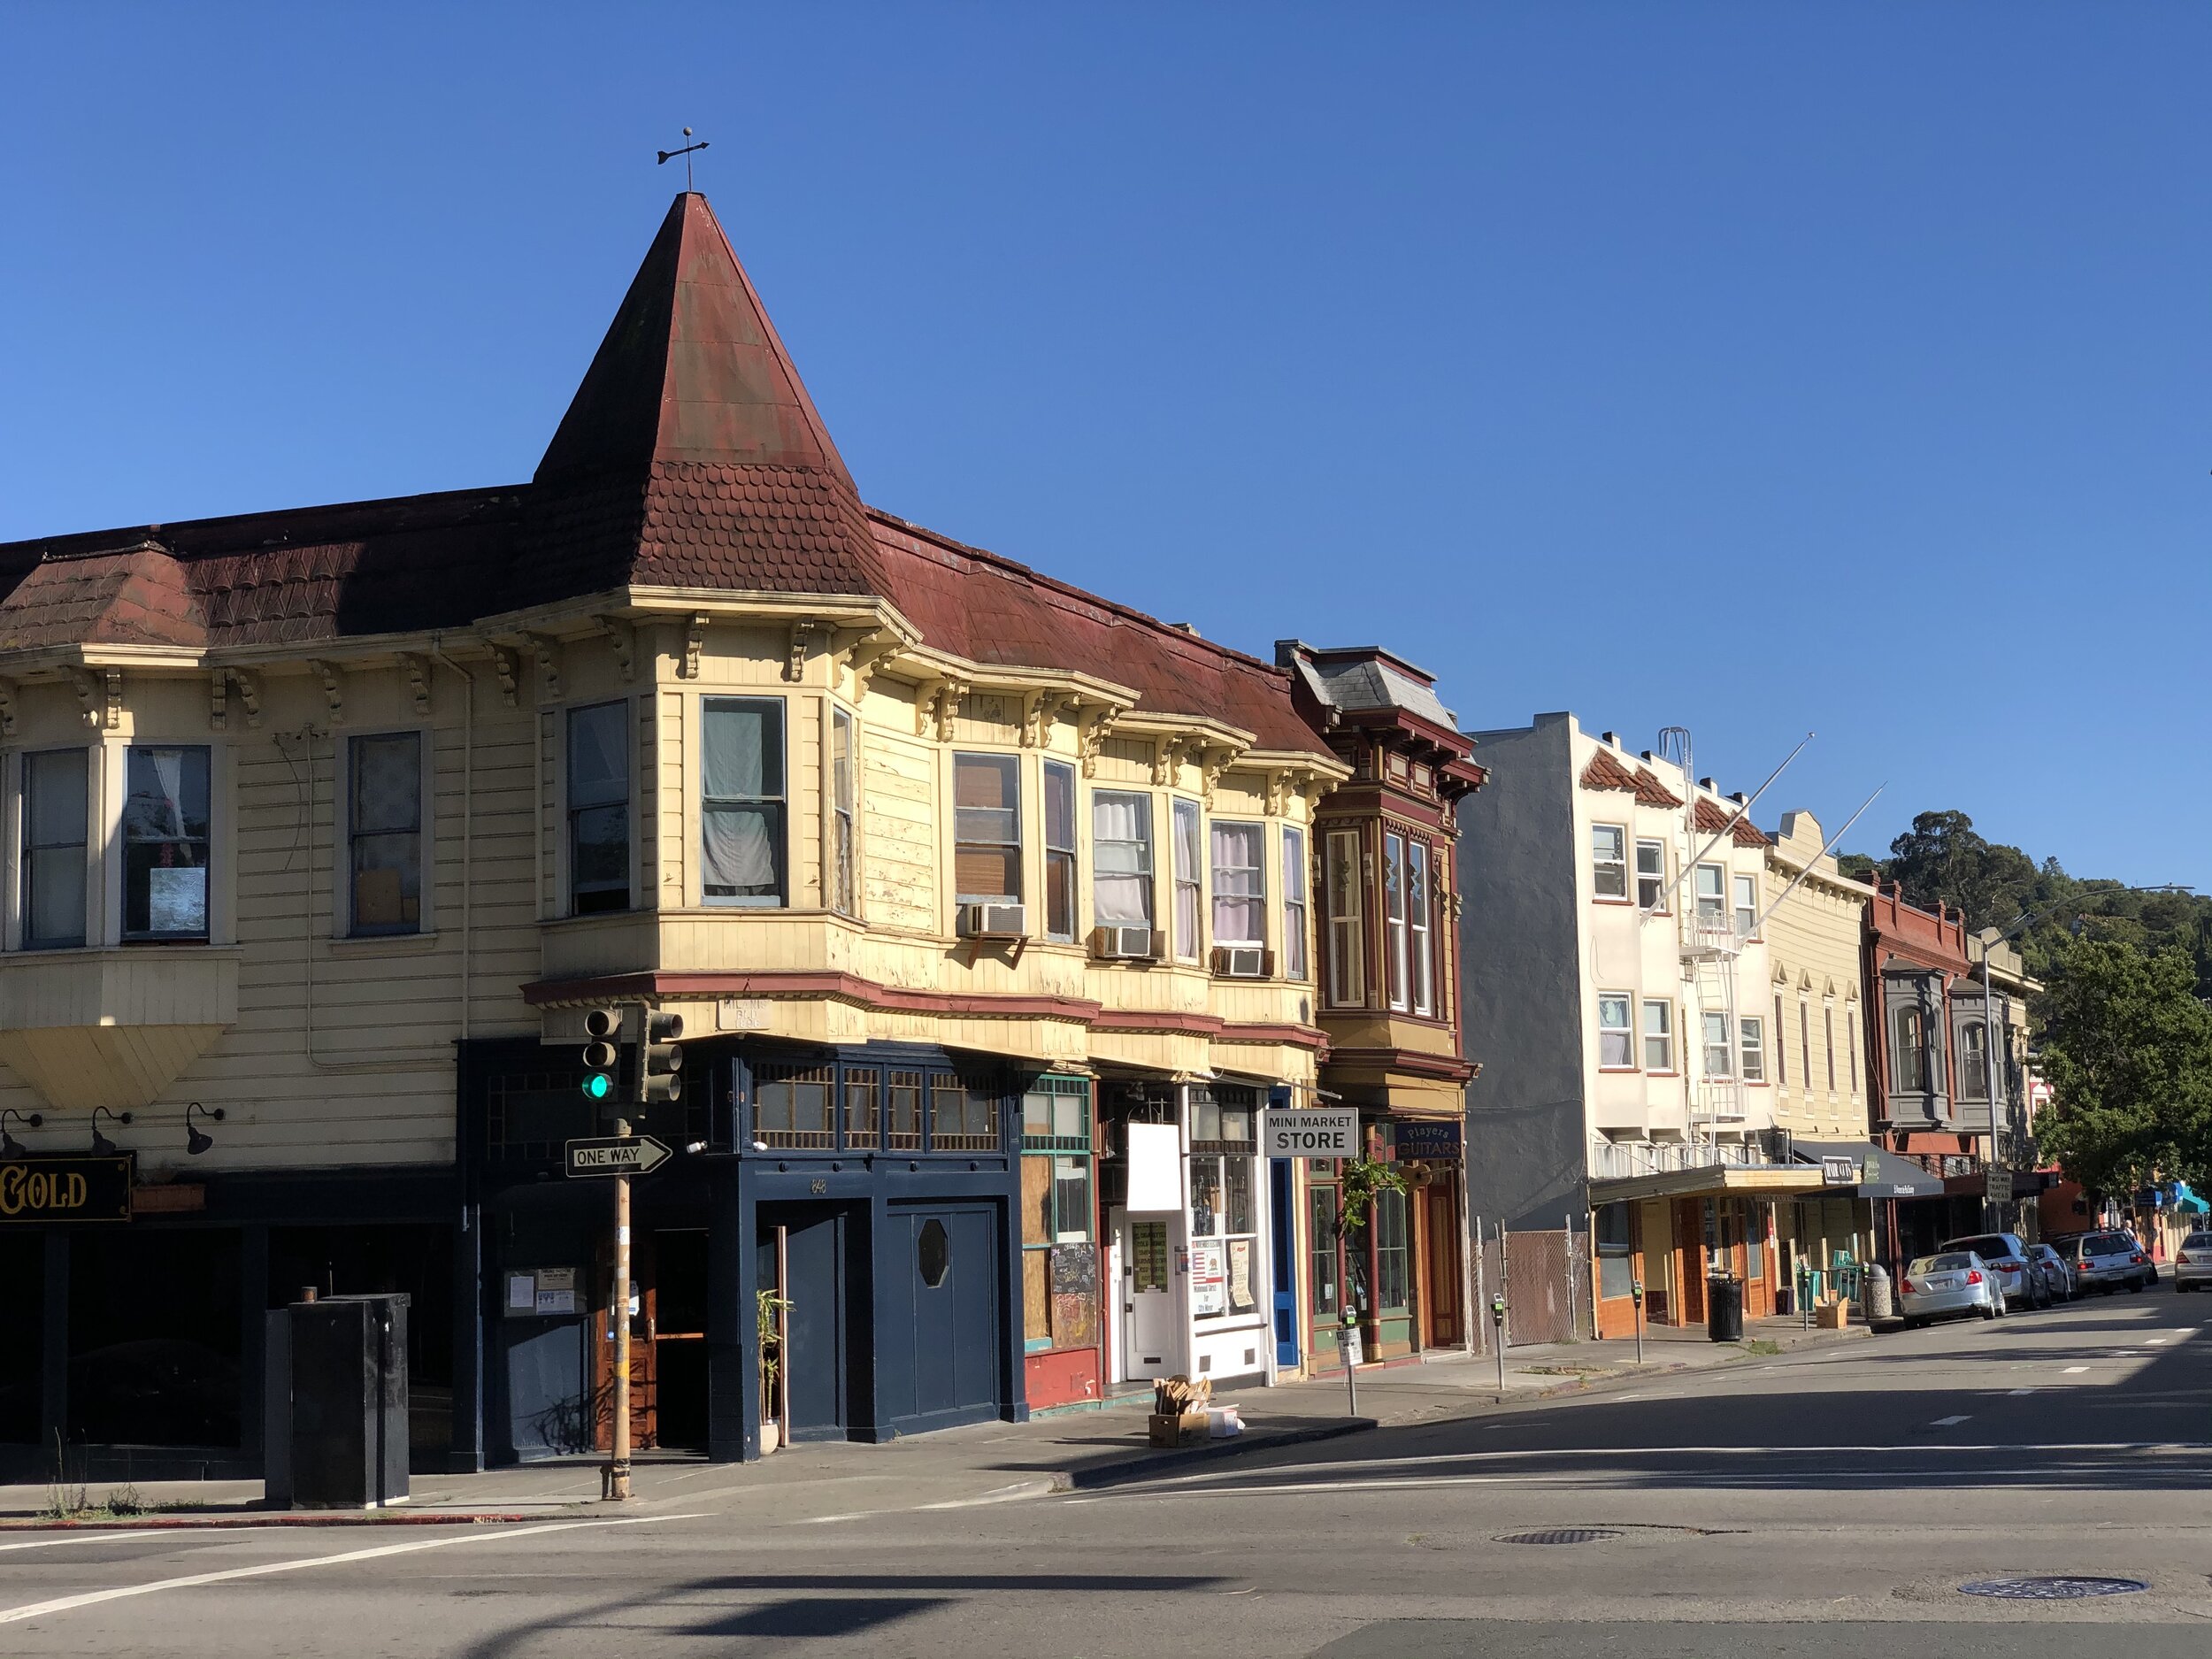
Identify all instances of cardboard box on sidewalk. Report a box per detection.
[1148,1411,1210,1448]
[1816,1301,1850,1330]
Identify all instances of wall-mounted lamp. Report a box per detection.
[90,1107,133,1156]
[186,1102,227,1157]
[0,1110,41,1158]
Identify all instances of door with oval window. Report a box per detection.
[895,1203,1002,1432]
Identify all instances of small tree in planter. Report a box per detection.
[757,1287,792,1451]
[1334,1156,1407,1350]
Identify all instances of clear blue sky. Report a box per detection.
[3,8,2205,882]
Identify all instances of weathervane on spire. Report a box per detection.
[657,127,709,192]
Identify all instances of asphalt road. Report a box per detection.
[5,1288,2209,1657]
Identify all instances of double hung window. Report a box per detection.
[1325,829,1364,1006]
[953,753,1021,903]
[1960,1021,1990,1102]
[1210,820,1263,947]
[1171,799,1202,959]
[1042,761,1077,941]
[703,699,786,906]
[1693,864,1725,930]
[1281,826,1309,980]
[1824,1007,1838,1092]
[1384,832,1409,1011]
[1740,1015,1766,1083]
[124,746,212,941]
[566,703,629,915]
[1636,839,1667,910]
[1092,791,1153,930]
[1702,1011,1733,1078]
[1774,994,1787,1087]
[1597,994,1634,1068]
[348,734,420,935]
[831,710,857,918]
[1408,840,1433,1015]
[1591,825,1628,899]
[1893,1006,1928,1093]
[21,749,88,948]
[1732,874,1758,941]
[1642,999,1674,1071]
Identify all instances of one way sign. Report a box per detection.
[564,1135,673,1179]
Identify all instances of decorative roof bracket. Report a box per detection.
[308,659,345,721]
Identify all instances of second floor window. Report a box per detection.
[1960,1020,1990,1101]
[1636,839,1666,909]
[1325,828,1363,1006]
[954,753,1020,904]
[1694,864,1725,929]
[1172,799,1202,960]
[1824,1006,1838,1092]
[703,698,785,906]
[1210,820,1263,947]
[1740,1015,1765,1083]
[124,745,211,941]
[1384,831,1409,1010]
[1642,999,1673,1071]
[830,710,856,918]
[349,733,422,935]
[1093,790,1152,929]
[1774,993,1787,1087]
[1732,873,1757,941]
[1893,1004,1928,1093]
[22,749,88,949]
[1597,994,1633,1067]
[1702,1010,1733,1078]
[1591,825,1627,899]
[1408,840,1433,1016]
[567,703,629,915]
[1281,826,1308,981]
[1042,760,1077,942]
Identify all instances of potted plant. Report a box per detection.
[1334,1156,1408,1360]
[757,1287,792,1452]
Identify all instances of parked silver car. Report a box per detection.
[1898,1251,2005,1326]
[2028,1242,2073,1304]
[2061,1230,2152,1294]
[1939,1232,2044,1309]
[2172,1230,2212,1293]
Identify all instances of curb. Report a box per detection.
[0,1511,558,1532]
[1056,1417,1379,1491]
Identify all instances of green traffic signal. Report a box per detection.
[582,1072,613,1102]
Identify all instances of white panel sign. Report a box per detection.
[718,997,774,1032]
[1263,1107,1359,1158]
[1125,1122,1183,1211]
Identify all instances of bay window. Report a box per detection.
[953,753,1021,903]
[566,702,629,915]
[348,733,421,936]
[1408,839,1433,1015]
[1092,790,1153,931]
[702,698,785,906]
[1210,820,1264,947]
[21,749,88,949]
[1281,826,1309,980]
[1325,828,1364,1007]
[1384,831,1409,1011]
[831,709,856,918]
[123,745,211,941]
[1172,798,1202,959]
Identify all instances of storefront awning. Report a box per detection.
[1589,1162,1829,1205]
[1789,1138,1946,1201]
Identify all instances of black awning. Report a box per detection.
[1789,1138,1947,1201]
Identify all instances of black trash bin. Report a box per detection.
[1706,1275,1744,1343]
[265,1294,409,1509]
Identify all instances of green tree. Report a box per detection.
[2036,939,2212,1196]
[1882,810,2040,933]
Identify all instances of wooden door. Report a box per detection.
[1675,1199,1707,1324]
[1422,1183,1463,1345]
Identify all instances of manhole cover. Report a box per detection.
[1959,1576,2150,1601]
[1494,1529,1622,1546]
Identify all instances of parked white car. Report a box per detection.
[1939,1232,2043,1309]
[1898,1251,2005,1326]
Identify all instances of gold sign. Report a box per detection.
[0,1156,134,1224]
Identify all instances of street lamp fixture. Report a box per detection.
[89,1107,132,1156]
[0,1110,40,1159]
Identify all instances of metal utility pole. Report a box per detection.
[605,1150,633,1502]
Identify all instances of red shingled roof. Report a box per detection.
[1578,747,1683,809]
[1694,795,1772,847]
[0,194,1334,760]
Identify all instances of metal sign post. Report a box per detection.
[603,1156,633,1502]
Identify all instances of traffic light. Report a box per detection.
[638,1011,683,1106]
[580,1008,622,1104]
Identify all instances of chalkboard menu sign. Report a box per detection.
[1050,1242,1097,1298]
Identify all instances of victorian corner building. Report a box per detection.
[0,194,1486,1475]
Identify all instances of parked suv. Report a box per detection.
[1939,1233,2043,1309]
[2059,1230,2152,1294]
[2172,1231,2212,1294]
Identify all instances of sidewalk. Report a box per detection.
[0,1314,1863,1528]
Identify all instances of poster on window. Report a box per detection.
[1226,1238,1256,1314]
[1190,1239,1226,1317]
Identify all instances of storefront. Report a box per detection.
[1019,1074,1102,1412]
[1587,1164,1824,1336]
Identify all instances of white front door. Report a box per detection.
[1122,1213,1177,1379]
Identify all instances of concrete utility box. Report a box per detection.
[265,1294,410,1509]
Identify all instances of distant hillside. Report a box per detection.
[1839,810,2208,993]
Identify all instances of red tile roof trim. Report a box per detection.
[1694,795,1773,847]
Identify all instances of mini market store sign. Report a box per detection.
[0,1155,134,1223]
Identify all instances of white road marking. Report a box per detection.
[1929,1415,1972,1428]
[2065,1366,2092,1374]
[0,1513,697,1627]
[2009,1389,2035,1396]
[2146,1338,2170,1346]
[0,1532,166,1555]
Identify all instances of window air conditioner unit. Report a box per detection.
[1212,946,1271,979]
[957,902,1028,941]
[1090,925,1155,961]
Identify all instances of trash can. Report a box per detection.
[1706,1274,1744,1343]
[1863,1263,1893,1323]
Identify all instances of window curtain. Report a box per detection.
[1094,795,1150,925]
[703,809,778,894]
[703,704,771,798]
[703,703,781,900]
[1210,822,1263,944]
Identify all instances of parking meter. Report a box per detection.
[1630,1278,1645,1362]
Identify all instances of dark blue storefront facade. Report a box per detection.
[470,1033,1031,1467]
